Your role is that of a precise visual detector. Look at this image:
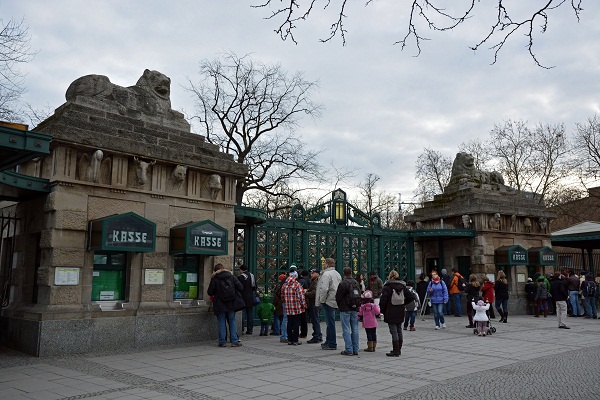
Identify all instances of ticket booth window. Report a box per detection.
[92,252,127,301]
[173,255,203,300]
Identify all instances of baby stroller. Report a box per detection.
[472,298,497,335]
[472,315,497,335]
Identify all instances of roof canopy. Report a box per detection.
[551,221,600,250]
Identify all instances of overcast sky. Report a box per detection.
[3,1,600,203]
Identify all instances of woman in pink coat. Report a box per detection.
[358,290,380,352]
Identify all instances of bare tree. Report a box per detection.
[252,1,584,67]
[490,120,574,203]
[458,138,493,172]
[414,148,452,203]
[573,114,600,180]
[1,16,35,121]
[187,52,323,205]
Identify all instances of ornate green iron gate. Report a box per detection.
[234,189,414,296]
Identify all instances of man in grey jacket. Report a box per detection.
[316,258,342,350]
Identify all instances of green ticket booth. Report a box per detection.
[527,246,558,277]
[88,212,156,302]
[170,220,228,302]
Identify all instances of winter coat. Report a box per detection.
[534,281,548,301]
[481,281,495,303]
[449,273,465,295]
[257,295,276,323]
[237,270,256,307]
[207,269,245,315]
[524,281,537,301]
[336,277,360,312]
[494,279,509,301]
[379,279,418,324]
[316,267,342,308]
[358,301,380,329]
[404,287,419,312]
[305,276,319,307]
[567,275,581,292]
[368,276,384,298]
[426,279,449,305]
[416,280,429,305]
[282,276,306,316]
[273,281,284,316]
[465,282,481,302]
[472,302,490,322]
[550,278,569,302]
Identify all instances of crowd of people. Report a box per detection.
[207,262,599,353]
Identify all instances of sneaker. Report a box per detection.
[410,326,416,331]
[559,325,570,329]
[435,326,440,330]
[441,323,446,329]
[307,338,322,344]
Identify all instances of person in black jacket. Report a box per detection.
[379,270,418,357]
[416,273,430,315]
[237,264,257,334]
[441,269,453,315]
[207,263,245,347]
[465,274,481,328]
[524,277,537,315]
[549,272,570,329]
[298,268,311,338]
[335,267,361,356]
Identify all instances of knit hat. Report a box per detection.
[239,264,248,271]
[441,268,447,275]
[289,264,297,272]
[527,277,533,282]
[309,268,319,274]
[289,271,298,278]
[537,276,544,282]
[477,300,485,306]
[362,290,373,299]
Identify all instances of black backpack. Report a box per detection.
[346,279,362,309]
[586,281,596,298]
[219,277,236,302]
[456,275,467,292]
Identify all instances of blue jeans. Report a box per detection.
[340,311,359,353]
[443,302,452,315]
[217,311,239,345]
[308,304,322,340]
[280,308,288,340]
[452,293,462,316]
[583,297,597,318]
[432,303,445,327]
[322,303,337,348]
[403,310,417,327]
[495,298,508,315]
[569,291,583,316]
[272,313,281,335]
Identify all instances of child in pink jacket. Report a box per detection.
[358,290,380,352]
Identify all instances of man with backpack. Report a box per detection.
[449,268,466,317]
[581,273,597,319]
[207,263,245,347]
[335,267,361,356]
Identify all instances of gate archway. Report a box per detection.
[234,189,414,296]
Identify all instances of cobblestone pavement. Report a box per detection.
[1,315,600,399]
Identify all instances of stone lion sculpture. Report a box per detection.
[65,69,183,118]
[447,152,505,189]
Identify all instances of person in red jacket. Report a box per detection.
[481,276,495,319]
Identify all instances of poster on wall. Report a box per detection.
[54,268,80,285]
[144,269,165,285]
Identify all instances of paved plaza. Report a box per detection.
[1,314,600,400]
